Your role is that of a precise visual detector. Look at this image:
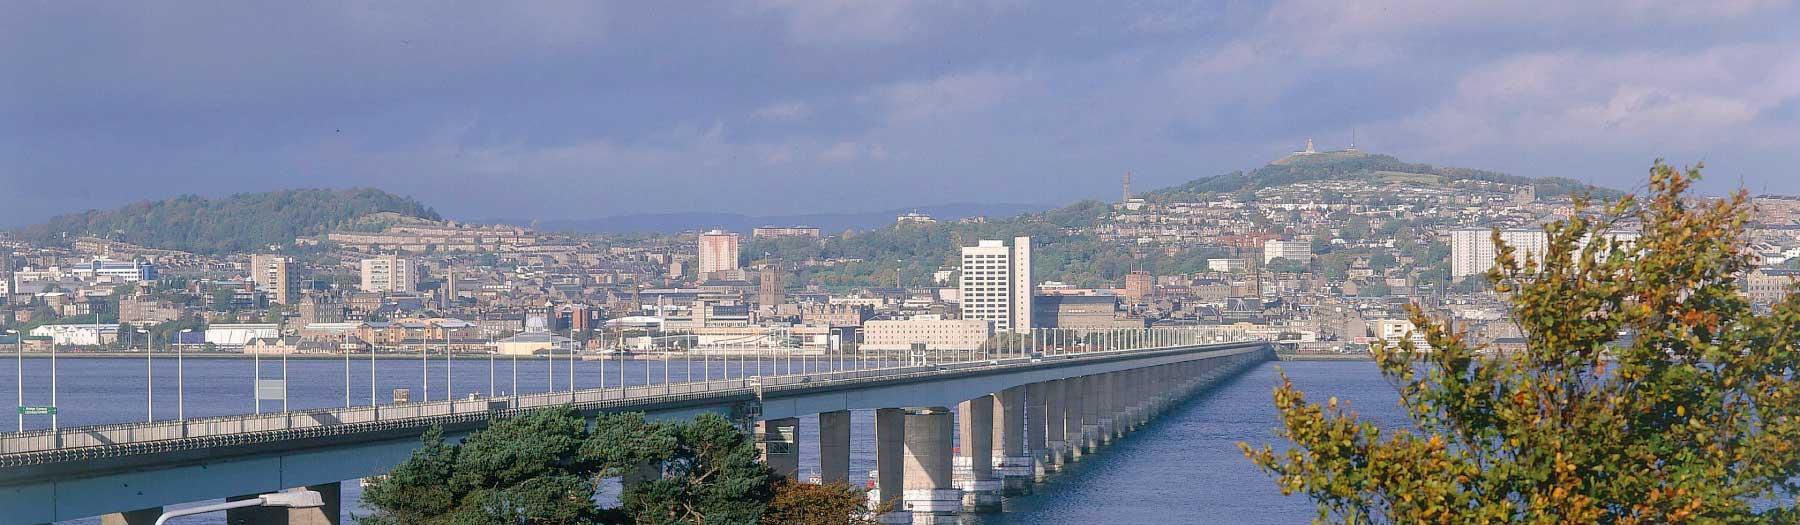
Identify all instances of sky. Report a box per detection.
[3,1,1799,226]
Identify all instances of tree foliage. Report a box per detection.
[761,481,884,525]
[22,188,438,254]
[361,408,781,525]
[1242,162,1800,523]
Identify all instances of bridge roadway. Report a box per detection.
[0,340,1272,524]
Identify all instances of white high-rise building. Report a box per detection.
[1449,229,1548,278]
[959,237,1034,332]
[1262,240,1312,264]
[697,230,741,276]
[360,255,419,293]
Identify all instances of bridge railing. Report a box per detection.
[0,334,1260,457]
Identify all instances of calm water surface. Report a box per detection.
[8,358,1403,524]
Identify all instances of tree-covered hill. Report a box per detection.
[20,188,439,254]
[1159,150,1618,200]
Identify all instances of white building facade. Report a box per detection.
[360,255,419,293]
[959,237,1034,332]
[862,319,993,351]
[1262,240,1312,264]
[697,230,741,276]
[1450,229,1548,279]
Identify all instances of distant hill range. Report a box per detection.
[1160,147,1622,199]
[501,203,1051,234]
[18,188,440,255]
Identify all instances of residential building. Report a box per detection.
[862,319,992,351]
[959,237,1034,332]
[68,259,156,283]
[1746,268,1800,306]
[697,230,740,276]
[360,255,419,293]
[1207,259,1248,272]
[896,211,936,225]
[1262,240,1312,264]
[1449,229,1547,278]
[751,226,821,239]
[249,255,299,305]
[119,295,183,324]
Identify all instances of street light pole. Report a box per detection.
[142,329,152,422]
[178,328,192,423]
[7,329,19,432]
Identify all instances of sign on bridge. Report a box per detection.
[17,406,56,415]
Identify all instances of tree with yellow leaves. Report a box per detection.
[1243,162,1800,523]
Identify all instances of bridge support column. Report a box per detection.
[903,407,961,523]
[993,386,1032,495]
[101,507,162,525]
[873,408,911,524]
[1094,373,1115,445]
[757,417,800,480]
[287,483,341,525]
[953,397,1001,512]
[1024,381,1049,480]
[225,483,339,525]
[1077,375,1101,457]
[1044,378,1070,470]
[820,410,851,485]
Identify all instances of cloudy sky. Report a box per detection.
[4,1,1798,225]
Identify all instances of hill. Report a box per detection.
[20,188,440,254]
[1161,149,1619,199]
[506,203,1050,234]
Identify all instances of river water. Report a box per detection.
[1,357,1403,524]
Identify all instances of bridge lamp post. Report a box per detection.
[7,329,18,432]
[176,329,192,423]
[153,489,323,525]
[139,328,151,422]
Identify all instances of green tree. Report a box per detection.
[762,481,884,525]
[362,409,776,524]
[1243,162,1800,523]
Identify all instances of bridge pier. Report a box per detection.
[1077,375,1101,457]
[100,507,160,525]
[993,386,1032,496]
[819,410,851,484]
[1024,382,1049,480]
[903,407,961,523]
[1043,378,1069,472]
[224,483,339,525]
[757,417,800,480]
[1094,373,1115,446]
[952,397,1001,512]
[873,408,911,524]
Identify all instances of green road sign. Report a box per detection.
[17,406,56,415]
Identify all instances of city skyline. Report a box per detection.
[6,2,1800,226]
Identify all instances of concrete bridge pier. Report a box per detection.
[819,410,851,484]
[100,507,160,525]
[1077,375,1101,457]
[757,417,800,480]
[1024,382,1050,480]
[873,408,911,524]
[224,483,340,525]
[1093,373,1115,446]
[952,397,1001,512]
[993,386,1033,496]
[1043,378,1070,473]
[903,407,962,523]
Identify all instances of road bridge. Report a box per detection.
[0,335,1272,524]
